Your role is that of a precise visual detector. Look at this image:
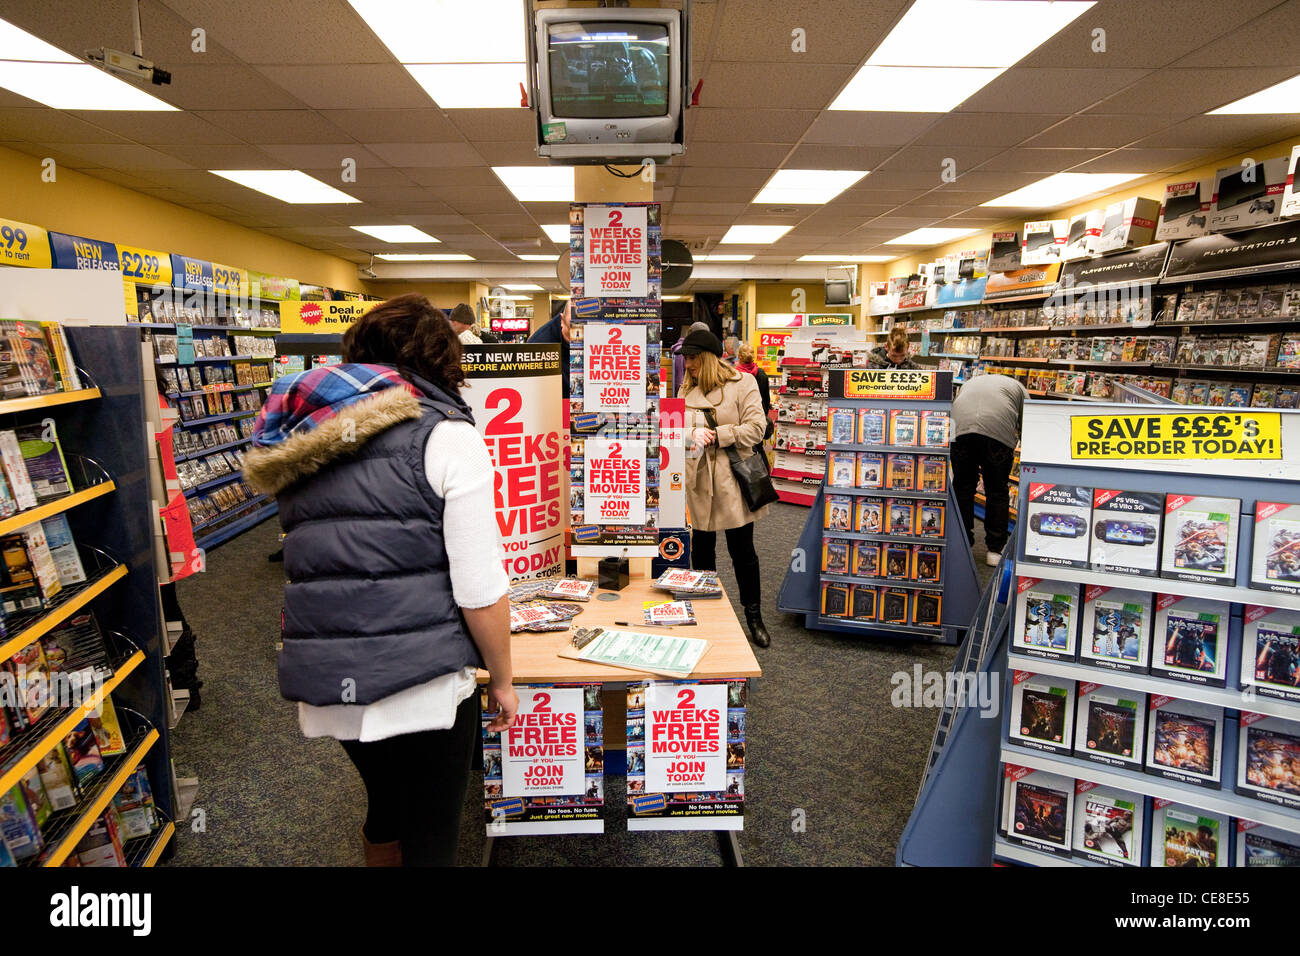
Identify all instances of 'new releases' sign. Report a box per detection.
[584,438,646,526]
[584,323,646,413]
[584,204,647,298]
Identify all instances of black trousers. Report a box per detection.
[692,522,761,608]
[951,433,1015,554]
[339,692,479,866]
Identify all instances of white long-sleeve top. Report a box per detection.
[297,419,508,742]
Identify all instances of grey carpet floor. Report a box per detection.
[166,503,997,866]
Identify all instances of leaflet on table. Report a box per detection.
[481,683,604,835]
[568,628,708,676]
[642,600,697,626]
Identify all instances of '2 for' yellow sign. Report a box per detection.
[1070,412,1282,461]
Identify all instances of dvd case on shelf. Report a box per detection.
[856,452,884,489]
[1012,577,1080,661]
[1240,605,1300,703]
[1235,712,1300,810]
[852,541,880,577]
[886,453,915,492]
[857,407,886,445]
[1150,594,1230,688]
[1151,801,1228,868]
[916,501,945,537]
[827,451,856,488]
[1160,494,1240,586]
[822,539,850,575]
[1251,501,1300,595]
[1079,585,1152,673]
[824,494,853,533]
[1089,489,1162,576]
[1075,682,1147,770]
[1235,820,1300,867]
[1009,671,1076,754]
[855,496,883,534]
[1073,782,1145,867]
[913,590,941,628]
[888,409,919,447]
[1002,765,1074,857]
[1145,696,1224,789]
[1023,484,1093,568]
[850,584,877,621]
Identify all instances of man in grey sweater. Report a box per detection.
[951,373,1027,566]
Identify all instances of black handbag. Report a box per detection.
[702,408,779,512]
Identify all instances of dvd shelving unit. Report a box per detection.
[778,369,980,646]
[1,326,176,866]
[770,353,831,507]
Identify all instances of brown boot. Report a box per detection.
[361,828,401,867]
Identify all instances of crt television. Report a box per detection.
[532,8,685,162]
[824,278,853,307]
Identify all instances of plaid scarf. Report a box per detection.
[251,363,418,448]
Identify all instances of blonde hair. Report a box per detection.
[886,328,910,353]
[680,350,741,397]
[737,342,755,364]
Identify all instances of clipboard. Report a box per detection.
[557,626,712,679]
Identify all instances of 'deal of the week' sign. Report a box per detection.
[584,438,646,525]
[584,323,646,413]
[280,299,376,334]
[461,344,566,582]
[482,683,604,836]
[627,679,746,832]
[584,203,647,298]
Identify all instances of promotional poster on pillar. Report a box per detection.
[482,683,605,836]
[570,201,661,322]
[461,344,566,582]
[626,679,747,831]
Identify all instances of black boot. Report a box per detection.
[744,603,771,648]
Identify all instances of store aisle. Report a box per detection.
[168,504,991,866]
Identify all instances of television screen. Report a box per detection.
[1163,190,1203,220]
[825,279,852,307]
[548,21,670,119]
[1218,165,1267,209]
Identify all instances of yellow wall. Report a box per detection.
[361,281,477,309]
[886,134,1300,279]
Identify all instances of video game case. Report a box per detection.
[913,545,941,584]
[912,589,941,628]
[888,409,919,447]
[1023,483,1093,568]
[856,452,884,489]
[1150,593,1230,688]
[1236,820,1300,867]
[1009,670,1076,754]
[916,455,947,495]
[1002,764,1074,857]
[1251,501,1300,595]
[880,587,910,625]
[1240,605,1300,704]
[1074,681,1146,769]
[822,539,850,575]
[1073,781,1145,867]
[857,407,886,445]
[916,501,945,538]
[1078,585,1152,673]
[1089,489,1162,576]
[820,581,849,618]
[827,451,856,488]
[849,584,877,622]
[824,494,853,533]
[828,406,856,444]
[855,496,883,534]
[1151,801,1229,868]
[1145,696,1224,789]
[1012,576,1080,661]
[920,410,950,447]
[1236,712,1300,811]
[852,541,880,577]
[1161,493,1240,586]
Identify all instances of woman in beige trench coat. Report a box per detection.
[678,328,771,647]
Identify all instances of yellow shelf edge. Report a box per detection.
[0,481,116,540]
[41,728,159,868]
[0,563,129,662]
[141,821,175,867]
[0,388,102,416]
[0,648,144,795]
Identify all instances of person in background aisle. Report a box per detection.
[950,373,1027,567]
[722,335,740,362]
[868,327,919,369]
[733,342,774,441]
[529,298,571,398]
[243,294,517,867]
[678,328,772,648]
[448,302,482,345]
[672,320,710,397]
[477,325,501,344]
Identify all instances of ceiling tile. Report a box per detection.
[152,144,283,167]
[915,113,1068,148]
[446,110,538,143]
[1084,67,1300,116]
[466,142,546,166]
[398,166,506,188]
[690,108,817,144]
[956,68,1152,114]
[258,65,432,109]
[977,148,1110,172]
[698,63,856,110]
[784,145,898,169]
[297,166,416,188]
[319,109,464,143]
[677,167,772,188]
[66,111,244,146]
[672,187,762,204]
[1130,116,1300,149]
[367,142,481,167]
[0,110,133,143]
[259,143,386,168]
[164,64,306,111]
[58,143,194,169]
[679,143,791,167]
[1069,147,1215,174]
[1170,1,1300,68]
[194,109,347,143]
[802,113,937,147]
[708,0,909,64]
[1023,113,1177,149]
[160,0,394,65]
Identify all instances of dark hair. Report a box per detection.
[342,293,466,393]
[448,302,475,327]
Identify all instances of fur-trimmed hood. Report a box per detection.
[243,386,421,496]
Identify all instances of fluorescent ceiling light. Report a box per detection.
[517,254,558,261]
[753,169,869,205]
[719,225,792,245]
[210,170,358,203]
[492,166,575,202]
[405,63,526,108]
[351,225,440,243]
[375,253,475,261]
[698,254,753,262]
[886,227,979,246]
[501,283,543,291]
[542,224,572,243]
[1209,73,1300,114]
[980,172,1143,208]
[0,60,176,110]
[0,17,79,61]
[830,0,1094,112]
[799,255,894,262]
[346,0,525,63]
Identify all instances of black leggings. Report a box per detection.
[339,692,479,866]
[692,522,761,608]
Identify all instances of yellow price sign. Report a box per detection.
[118,245,172,285]
[212,261,248,297]
[841,368,937,401]
[1070,412,1282,461]
[0,217,51,268]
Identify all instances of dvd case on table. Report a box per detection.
[1151,802,1229,868]
[856,452,884,489]
[1074,682,1146,769]
[888,409,919,446]
[1002,765,1074,857]
[1079,585,1152,673]
[857,407,886,445]
[1150,594,1230,688]
[1240,606,1300,703]
[1235,821,1300,867]
[885,453,915,491]
[827,451,856,488]
[855,497,883,534]
[1161,494,1240,586]
[1072,782,1145,867]
[1145,696,1224,789]
[1012,577,1080,661]
[1236,712,1300,810]
[1251,501,1300,595]
[1008,671,1076,754]
[1089,489,1162,575]
[1023,483,1093,568]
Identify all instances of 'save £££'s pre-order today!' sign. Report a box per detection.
[1070,412,1282,461]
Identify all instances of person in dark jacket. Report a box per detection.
[529,299,571,397]
[868,328,919,369]
[244,294,518,867]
